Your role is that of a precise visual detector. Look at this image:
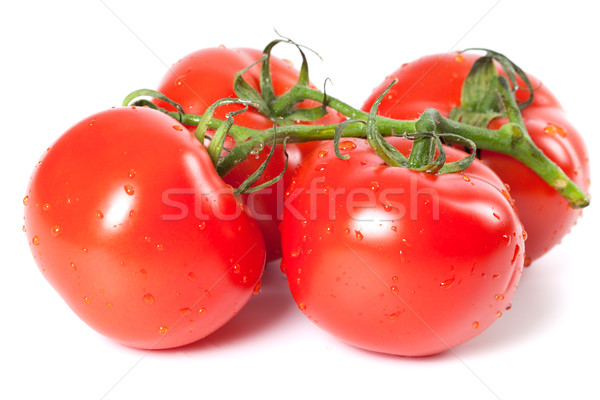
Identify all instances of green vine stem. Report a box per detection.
[124,80,589,209]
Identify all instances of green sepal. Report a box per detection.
[234,130,289,196]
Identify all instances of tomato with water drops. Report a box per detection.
[281,137,524,356]
[23,106,266,349]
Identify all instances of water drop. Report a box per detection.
[158,326,168,335]
[511,244,521,265]
[338,141,357,150]
[233,264,241,274]
[84,297,90,304]
[144,293,154,304]
[390,286,399,295]
[392,276,399,283]
[325,225,334,235]
[493,212,501,220]
[198,221,206,230]
[440,277,455,288]
[250,143,264,155]
[198,308,206,314]
[42,203,51,211]
[96,210,104,219]
[144,236,152,242]
[496,311,503,318]
[355,230,363,240]
[81,247,88,254]
[369,181,380,192]
[501,234,511,247]
[522,230,528,241]
[252,281,261,295]
[298,303,307,311]
[128,168,136,178]
[505,303,512,310]
[129,210,135,218]
[318,150,328,158]
[32,236,40,245]
[315,163,327,172]
[140,269,147,278]
[23,196,29,206]
[51,225,62,237]
[544,124,567,137]
[180,308,192,315]
[472,321,480,329]
[71,263,77,271]
[382,201,393,212]
[290,247,301,258]
[172,125,183,131]
[188,272,196,281]
[494,294,505,301]
[463,175,471,182]
[124,185,135,196]
[455,54,465,62]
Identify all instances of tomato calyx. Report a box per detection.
[233,38,329,124]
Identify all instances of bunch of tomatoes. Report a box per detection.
[23,41,590,356]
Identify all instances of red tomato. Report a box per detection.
[24,107,266,349]
[362,52,590,263]
[156,46,344,260]
[280,137,525,356]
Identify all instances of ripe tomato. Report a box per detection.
[362,52,590,263]
[280,137,525,356]
[24,106,266,349]
[156,46,344,260]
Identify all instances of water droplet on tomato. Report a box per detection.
[325,225,334,235]
[32,236,40,245]
[455,54,465,62]
[187,272,196,281]
[158,326,168,335]
[315,163,327,172]
[176,78,184,86]
[42,203,51,211]
[463,175,471,182]
[22,196,29,206]
[81,247,88,254]
[522,230,528,241]
[398,250,405,262]
[494,294,505,301]
[144,236,152,243]
[440,277,455,288]
[391,225,398,232]
[382,201,393,212]
[124,185,135,196]
[496,311,503,318]
[180,308,192,315]
[298,303,307,311]
[493,212,501,220]
[198,307,206,314]
[472,321,480,329]
[156,244,164,251]
[392,276,399,283]
[544,124,567,137]
[492,273,500,279]
[511,244,521,265]
[338,141,357,150]
[501,234,511,247]
[505,303,512,310]
[369,181,380,192]
[172,125,183,131]
[290,247,301,258]
[233,264,241,274]
[51,225,62,237]
[96,210,104,219]
[252,281,261,295]
[22,225,26,233]
[390,286,399,295]
[84,297,90,304]
[318,150,328,158]
[355,230,363,240]
[140,269,147,278]
[198,221,206,230]
[144,293,154,304]
[129,210,135,218]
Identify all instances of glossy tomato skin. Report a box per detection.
[24,107,265,349]
[280,138,524,356]
[362,53,590,263]
[157,46,344,260]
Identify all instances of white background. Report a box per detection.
[1,1,598,399]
